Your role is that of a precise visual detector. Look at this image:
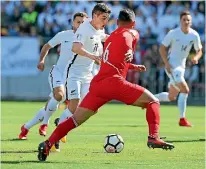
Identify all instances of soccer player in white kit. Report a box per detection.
[18,12,88,140]
[52,3,110,149]
[155,11,202,127]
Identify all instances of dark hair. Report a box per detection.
[92,3,111,16]
[118,8,135,22]
[73,12,88,21]
[180,10,191,19]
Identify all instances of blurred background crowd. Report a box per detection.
[1,0,205,100]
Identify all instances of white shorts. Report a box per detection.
[48,65,64,97]
[165,67,185,89]
[66,78,90,100]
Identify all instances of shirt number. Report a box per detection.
[103,42,111,63]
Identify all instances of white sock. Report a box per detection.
[42,97,59,125]
[178,93,188,118]
[24,107,45,129]
[59,108,73,124]
[154,92,170,102]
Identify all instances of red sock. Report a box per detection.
[48,117,77,146]
[146,101,160,137]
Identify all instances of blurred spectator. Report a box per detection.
[185,60,199,90]
[41,20,53,37]
[10,6,21,23]
[8,24,19,36]
[166,1,184,15]
[18,18,30,36]
[22,5,38,25]
[191,10,204,28]
[139,1,156,17]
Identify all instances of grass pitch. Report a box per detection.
[1,101,205,169]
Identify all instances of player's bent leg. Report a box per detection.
[154,92,170,102]
[38,108,94,161]
[175,81,191,127]
[133,89,159,108]
[39,88,63,136]
[19,105,46,140]
[37,92,108,161]
[73,107,96,125]
[132,89,174,150]
[168,85,179,101]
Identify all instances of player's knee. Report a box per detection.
[168,95,176,101]
[68,102,79,113]
[180,87,190,94]
[150,94,159,103]
[54,92,64,101]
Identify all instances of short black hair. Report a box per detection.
[73,12,88,21]
[180,10,191,19]
[118,8,135,22]
[92,3,111,16]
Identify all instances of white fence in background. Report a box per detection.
[1,37,40,76]
[1,38,204,105]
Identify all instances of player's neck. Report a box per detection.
[119,25,131,28]
[181,27,190,34]
[90,20,99,30]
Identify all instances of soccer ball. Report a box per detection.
[104,134,124,153]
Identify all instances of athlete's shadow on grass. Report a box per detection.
[166,139,205,143]
[1,160,58,164]
[1,138,27,142]
[1,150,38,154]
[106,124,146,128]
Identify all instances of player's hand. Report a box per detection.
[165,63,172,74]
[125,50,133,63]
[191,57,198,64]
[94,56,101,65]
[135,65,146,72]
[37,61,45,72]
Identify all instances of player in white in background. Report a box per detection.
[154,11,202,127]
[18,12,88,140]
[53,3,111,149]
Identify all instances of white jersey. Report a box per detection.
[48,30,74,73]
[162,27,202,69]
[66,21,106,82]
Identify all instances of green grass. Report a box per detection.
[1,101,205,169]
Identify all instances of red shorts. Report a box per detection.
[80,76,145,112]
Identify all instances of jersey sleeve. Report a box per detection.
[124,30,139,53]
[48,32,62,47]
[162,30,173,47]
[73,24,87,45]
[194,33,202,51]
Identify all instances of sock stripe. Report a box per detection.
[149,101,160,105]
[71,116,78,127]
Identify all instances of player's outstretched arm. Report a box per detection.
[128,63,146,72]
[37,43,52,72]
[72,42,101,64]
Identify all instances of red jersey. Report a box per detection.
[93,27,139,81]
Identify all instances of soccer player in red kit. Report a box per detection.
[38,8,174,161]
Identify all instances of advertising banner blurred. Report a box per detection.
[1,37,40,76]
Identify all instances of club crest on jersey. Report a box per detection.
[76,34,82,40]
